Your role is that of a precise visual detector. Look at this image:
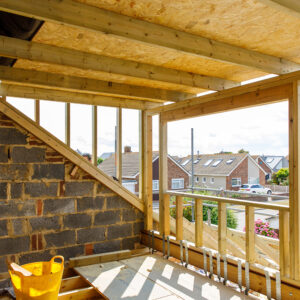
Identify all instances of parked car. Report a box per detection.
[239,184,272,195]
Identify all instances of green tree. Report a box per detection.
[238,148,249,153]
[272,168,289,185]
[97,157,103,165]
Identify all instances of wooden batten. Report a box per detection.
[195,198,203,247]
[116,108,122,182]
[176,196,183,241]
[218,202,227,255]
[92,106,98,166]
[245,206,255,263]
[65,103,70,146]
[34,99,40,125]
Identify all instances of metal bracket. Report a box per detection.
[223,255,227,285]
[208,251,213,278]
[162,234,166,258]
[151,230,156,254]
[238,260,242,291]
[276,272,281,300]
[217,253,221,281]
[184,241,189,268]
[203,248,207,275]
[265,270,272,300]
[245,261,250,295]
[166,235,170,259]
[180,240,184,265]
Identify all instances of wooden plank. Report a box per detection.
[166,191,289,211]
[139,110,145,199]
[218,202,227,255]
[279,210,290,278]
[1,1,299,74]
[0,84,159,110]
[92,106,97,166]
[175,196,183,241]
[65,103,70,146]
[58,286,101,300]
[0,100,144,212]
[34,99,40,125]
[161,83,293,122]
[159,115,169,235]
[145,114,153,231]
[75,260,174,300]
[195,198,203,247]
[258,0,300,19]
[141,231,300,300]
[245,206,255,263]
[288,80,300,280]
[69,250,132,268]
[59,276,89,293]
[0,35,238,92]
[116,108,122,182]
[0,65,190,103]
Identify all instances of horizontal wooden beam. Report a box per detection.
[0,35,238,92]
[58,286,101,300]
[1,0,299,74]
[258,0,300,18]
[0,100,144,212]
[161,83,292,122]
[0,66,192,102]
[148,70,300,116]
[0,84,160,110]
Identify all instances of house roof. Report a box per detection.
[100,152,114,160]
[180,153,249,176]
[261,155,284,170]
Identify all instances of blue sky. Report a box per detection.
[7,97,288,158]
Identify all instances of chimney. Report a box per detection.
[197,150,200,158]
[124,146,132,153]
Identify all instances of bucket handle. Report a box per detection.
[50,256,64,265]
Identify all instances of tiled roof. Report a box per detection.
[180,153,248,176]
[99,151,159,177]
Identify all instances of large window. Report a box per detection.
[171,178,184,189]
[152,180,159,191]
[232,178,241,187]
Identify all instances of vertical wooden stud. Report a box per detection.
[159,114,169,234]
[92,105,98,166]
[245,206,255,263]
[116,108,122,181]
[195,198,203,247]
[65,103,70,146]
[35,99,40,125]
[279,210,290,278]
[218,202,227,255]
[176,196,183,241]
[289,81,300,280]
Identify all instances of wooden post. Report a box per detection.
[195,198,203,247]
[218,202,227,255]
[65,103,70,146]
[176,196,183,241]
[34,99,40,125]
[92,105,98,166]
[245,206,255,263]
[289,81,300,280]
[279,210,290,278]
[116,108,122,181]
[159,114,169,235]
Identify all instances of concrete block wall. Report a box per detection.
[0,112,144,276]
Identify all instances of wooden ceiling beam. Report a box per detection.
[160,83,292,122]
[0,66,192,103]
[0,84,161,110]
[0,0,299,74]
[0,35,238,92]
[258,0,300,19]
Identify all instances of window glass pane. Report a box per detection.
[204,159,213,166]
[212,159,222,167]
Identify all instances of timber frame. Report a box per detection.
[1,0,300,298]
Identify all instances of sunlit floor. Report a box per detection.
[75,254,252,300]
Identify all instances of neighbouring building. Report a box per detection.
[252,155,273,181]
[260,155,289,173]
[99,147,190,199]
[179,153,267,190]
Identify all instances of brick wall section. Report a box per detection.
[226,157,248,190]
[259,169,266,185]
[0,112,144,275]
[257,157,272,175]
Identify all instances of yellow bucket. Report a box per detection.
[9,256,64,300]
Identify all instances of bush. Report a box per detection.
[170,198,238,229]
[244,219,278,239]
[272,168,289,185]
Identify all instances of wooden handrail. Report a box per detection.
[166,191,289,211]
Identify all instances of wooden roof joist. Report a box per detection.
[1,0,299,74]
[258,0,300,19]
[0,66,192,103]
[0,84,160,110]
[0,35,238,92]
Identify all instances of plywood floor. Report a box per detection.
[75,254,252,300]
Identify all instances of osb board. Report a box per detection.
[18,21,265,83]
[75,254,251,300]
[77,0,300,63]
